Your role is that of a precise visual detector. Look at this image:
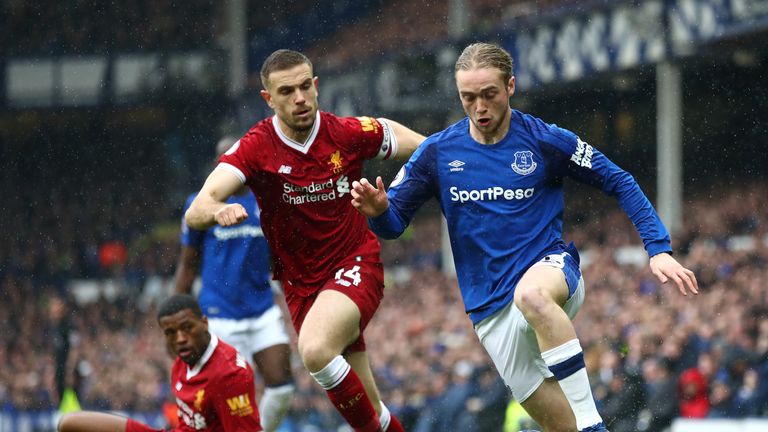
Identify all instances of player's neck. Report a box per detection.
[470,108,512,145]
[277,117,312,144]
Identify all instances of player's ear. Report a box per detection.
[313,76,319,93]
[260,89,274,109]
[507,76,516,97]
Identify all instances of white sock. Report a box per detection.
[541,339,603,431]
[379,401,391,430]
[258,383,295,432]
[309,355,350,390]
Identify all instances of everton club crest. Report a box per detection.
[511,151,537,175]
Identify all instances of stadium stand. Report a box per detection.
[1,0,217,55]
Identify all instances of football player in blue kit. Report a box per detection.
[175,137,294,432]
[351,43,698,432]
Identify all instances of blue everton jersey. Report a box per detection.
[181,192,274,319]
[371,110,671,324]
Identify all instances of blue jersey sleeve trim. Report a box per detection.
[368,207,407,240]
[646,240,673,257]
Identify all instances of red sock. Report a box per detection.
[385,413,404,432]
[324,369,381,432]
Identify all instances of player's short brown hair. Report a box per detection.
[260,49,314,89]
[455,43,514,83]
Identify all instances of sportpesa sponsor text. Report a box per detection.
[449,186,535,203]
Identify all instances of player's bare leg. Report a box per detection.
[299,289,381,431]
[521,378,577,431]
[515,265,604,431]
[253,343,294,432]
[58,411,128,432]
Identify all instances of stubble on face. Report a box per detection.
[265,64,319,141]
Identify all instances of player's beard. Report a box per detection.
[288,111,316,133]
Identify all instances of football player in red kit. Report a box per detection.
[58,294,262,432]
[185,49,425,432]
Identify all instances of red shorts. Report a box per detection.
[126,419,165,432]
[284,260,384,352]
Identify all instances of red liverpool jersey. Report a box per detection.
[218,111,397,292]
[170,335,262,431]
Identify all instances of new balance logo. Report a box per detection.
[278,165,292,174]
[449,160,465,172]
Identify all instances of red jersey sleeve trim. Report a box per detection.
[216,163,246,184]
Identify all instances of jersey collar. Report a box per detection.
[272,110,321,154]
[186,333,218,380]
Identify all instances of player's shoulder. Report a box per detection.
[513,110,577,147]
[211,339,253,377]
[321,111,382,133]
[239,117,276,147]
[410,117,467,159]
[434,117,469,143]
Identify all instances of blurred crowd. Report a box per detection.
[2,177,767,431]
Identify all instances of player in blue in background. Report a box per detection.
[351,43,698,432]
[175,137,294,432]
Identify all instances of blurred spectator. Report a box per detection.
[708,377,735,418]
[637,357,677,431]
[732,368,762,417]
[678,365,711,418]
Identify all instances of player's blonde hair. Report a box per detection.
[455,43,514,83]
[260,49,314,89]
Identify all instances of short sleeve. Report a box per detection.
[337,116,398,160]
[218,137,250,184]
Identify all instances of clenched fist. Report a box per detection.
[214,203,248,226]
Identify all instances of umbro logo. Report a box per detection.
[278,165,292,174]
[448,160,465,172]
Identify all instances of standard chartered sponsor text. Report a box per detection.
[450,186,535,203]
[283,178,337,205]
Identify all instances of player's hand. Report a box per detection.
[214,203,248,227]
[351,176,389,217]
[649,252,698,296]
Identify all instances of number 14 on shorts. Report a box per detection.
[334,266,362,287]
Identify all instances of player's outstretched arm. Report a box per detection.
[649,252,699,296]
[382,118,425,159]
[185,168,248,230]
[58,411,129,432]
[351,177,389,217]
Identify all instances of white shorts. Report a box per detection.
[207,305,290,364]
[474,252,586,403]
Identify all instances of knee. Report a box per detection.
[297,338,339,372]
[57,413,75,432]
[514,284,555,322]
